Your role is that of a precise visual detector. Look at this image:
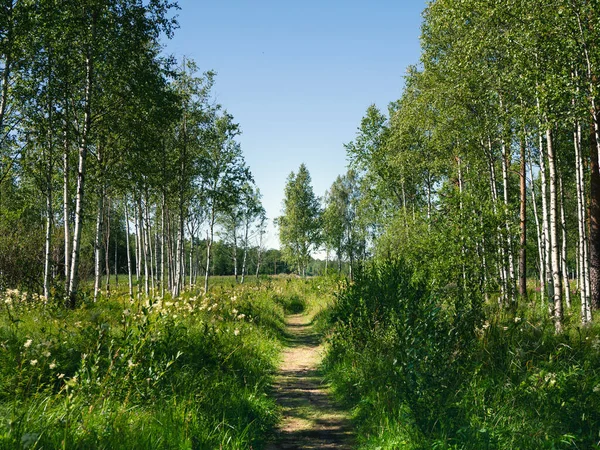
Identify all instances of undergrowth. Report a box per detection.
[322,260,600,449]
[0,279,290,449]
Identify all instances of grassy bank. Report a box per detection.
[0,279,290,449]
[321,261,600,449]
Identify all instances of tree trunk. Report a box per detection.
[204,209,215,294]
[67,42,94,307]
[161,193,165,298]
[501,136,516,305]
[241,219,249,284]
[93,185,104,303]
[139,197,149,296]
[63,119,70,287]
[559,176,571,308]
[125,199,133,299]
[519,136,527,299]
[104,197,111,295]
[172,213,183,298]
[134,201,141,294]
[590,123,600,310]
[529,159,544,306]
[232,219,238,282]
[43,150,53,300]
[546,127,563,332]
[487,139,508,304]
[575,122,591,322]
[144,194,154,294]
[114,224,118,287]
[539,129,554,311]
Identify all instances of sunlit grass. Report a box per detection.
[0,277,302,449]
[321,267,600,450]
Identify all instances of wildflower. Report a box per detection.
[234,329,240,336]
[30,359,38,366]
[49,361,56,370]
[23,339,33,349]
[232,308,238,315]
[237,314,246,320]
[43,350,51,358]
[127,359,136,368]
[514,316,521,323]
[57,373,65,379]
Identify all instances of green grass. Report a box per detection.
[0,279,292,449]
[321,261,600,449]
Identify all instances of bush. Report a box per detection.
[323,260,600,449]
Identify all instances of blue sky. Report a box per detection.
[162,0,426,249]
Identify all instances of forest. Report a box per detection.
[2,0,600,449]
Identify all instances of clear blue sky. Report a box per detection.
[162,0,426,249]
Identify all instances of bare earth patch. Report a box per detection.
[266,314,354,449]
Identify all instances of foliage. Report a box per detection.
[322,262,600,449]
[277,164,322,277]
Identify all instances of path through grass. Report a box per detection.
[266,313,353,449]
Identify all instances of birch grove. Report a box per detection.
[0,0,266,303]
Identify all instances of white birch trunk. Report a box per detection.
[144,196,154,294]
[546,127,563,332]
[43,154,52,300]
[172,216,183,298]
[125,199,133,298]
[241,218,249,284]
[63,123,70,288]
[139,197,148,296]
[529,160,544,305]
[539,129,554,310]
[161,194,165,298]
[67,45,94,306]
[487,140,508,303]
[501,136,516,304]
[93,187,104,303]
[204,211,215,294]
[574,122,592,323]
[559,176,571,308]
[104,197,111,294]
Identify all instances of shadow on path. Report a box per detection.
[266,314,354,450]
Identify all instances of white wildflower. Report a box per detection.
[30,359,38,366]
[23,339,33,349]
[234,329,240,336]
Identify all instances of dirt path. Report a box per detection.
[266,313,354,449]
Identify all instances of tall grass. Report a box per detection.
[0,279,289,449]
[321,260,600,449]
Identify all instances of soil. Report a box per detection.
[266,313,354,449]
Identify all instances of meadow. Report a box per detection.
[0,277,301,450]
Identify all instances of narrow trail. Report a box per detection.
[266,313,354,450]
